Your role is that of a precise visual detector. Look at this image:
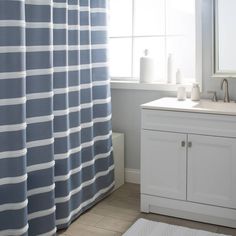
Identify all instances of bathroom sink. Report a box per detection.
[141,97,236,116]
[194,100,236,112]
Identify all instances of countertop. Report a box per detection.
[141,97,236,116]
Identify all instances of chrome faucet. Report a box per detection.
[221,78,230,103]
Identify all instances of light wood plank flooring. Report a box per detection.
[58,183,236,236]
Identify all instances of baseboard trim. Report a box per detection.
[125,168,140,184]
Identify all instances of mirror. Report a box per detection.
[213,0,236,77]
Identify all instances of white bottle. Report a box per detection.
[140,49,155,83]
[176,69,182,84]
[191,83,200,101]
[167,54,174,83]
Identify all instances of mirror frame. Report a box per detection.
[212,0,236,78]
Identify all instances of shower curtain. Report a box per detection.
[0,0,114,235]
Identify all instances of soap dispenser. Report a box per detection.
[191,83,200,101]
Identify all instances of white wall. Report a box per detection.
[111,0,236,170]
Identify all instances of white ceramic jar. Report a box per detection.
[191,83,200,101]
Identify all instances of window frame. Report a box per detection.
[109,0,202,91]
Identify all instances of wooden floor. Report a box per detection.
[58,183,236,236]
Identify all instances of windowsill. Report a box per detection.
[111,80,193,92]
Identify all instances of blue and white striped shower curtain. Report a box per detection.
[0,0,114,235]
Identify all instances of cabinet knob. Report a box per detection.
[181,141,185,147]
[188,142,192,148]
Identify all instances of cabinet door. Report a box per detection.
[188,134,236,209]
[141,130,187,200]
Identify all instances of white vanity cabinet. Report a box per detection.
[141,97,236,228]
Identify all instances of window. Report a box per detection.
[108,0,200,85]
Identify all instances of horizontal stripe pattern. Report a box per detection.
[55,150,114,203]
[0,174,27,186]
[0,148,27,160]
[0,44,107,53]
[27,184,55,197]
[0,0,113,235]
[0,200,28,213]
[56,180,115,226]
[0,62,108,79]
[0,225,29,236]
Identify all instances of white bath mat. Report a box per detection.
[123,218,229,236]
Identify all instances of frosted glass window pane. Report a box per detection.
[166,36,195,81]
[218,0,236,71]
[134,0,165,36]
[166,0,195,36]
[108,0,197,81]
[109,38,132,77]
[133,37,166,82]
[109,0,132,37]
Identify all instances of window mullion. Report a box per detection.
[164,0,167,81]
[131,0,135,79]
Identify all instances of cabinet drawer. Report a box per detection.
[142,109,236,137]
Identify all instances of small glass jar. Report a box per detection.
[177,86,186,101]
